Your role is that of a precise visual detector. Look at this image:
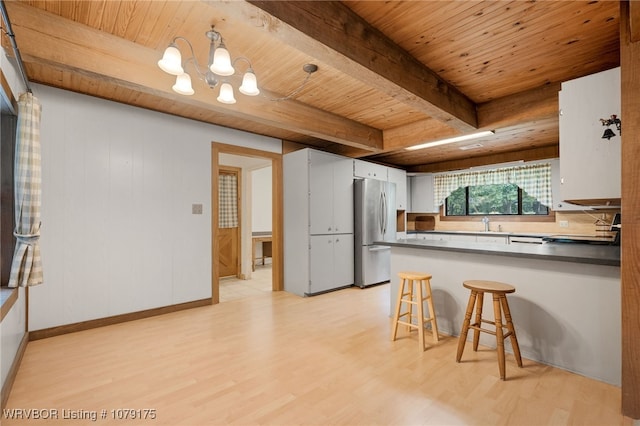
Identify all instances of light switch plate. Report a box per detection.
[192,204,203,215]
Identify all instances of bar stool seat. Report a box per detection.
[391,272,439,351]
[456,280,523,380]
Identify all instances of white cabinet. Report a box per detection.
[447,234,477,242]
[550,159,582,211]
[284,148,354,297]
[476,235,508,244]
[387,167,407,210]
[409,174,439,213]
[559,67,621,203]
[353,160,407,210]
[431,233,450,242]
[354,159,387,181]
[309,234,354,294]
[309,151,354,234]
[409,233,439,241]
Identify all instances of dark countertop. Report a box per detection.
[408,230,544,237]
[378,238,620,266]
[407,230,617,243]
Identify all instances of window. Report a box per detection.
[434,162,553,219]
[1,100,17,287]
[445,183,549,216]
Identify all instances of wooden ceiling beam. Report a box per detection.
[329,145,378,159]
[407,145,559,174]
[330,117,463,155]
[477,83,561,130]
[232,0,477,132]
[361,83,561,154]
[4,1,382,152]
[382,118,460,151]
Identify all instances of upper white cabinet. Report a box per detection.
[353,159,407,210]
[309,150,354,235]
[549,159,582,211]
[387,167,407,210]
[559,67,621,203]
[353,159,388,181]
[409,174,439,213]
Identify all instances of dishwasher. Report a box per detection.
[508,235,545,244]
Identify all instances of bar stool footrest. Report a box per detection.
[469,324,514,339]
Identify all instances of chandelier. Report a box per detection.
[158,26,259,104]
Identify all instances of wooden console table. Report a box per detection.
[252,233,272,271]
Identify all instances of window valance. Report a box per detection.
[434,163,552,208]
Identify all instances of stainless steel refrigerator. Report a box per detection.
[354,178,396,288]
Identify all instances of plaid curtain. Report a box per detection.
[8,92,43,287]
[434,163,552,208]
[219,173,238,228]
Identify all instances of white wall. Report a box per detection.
[252,166,272,233]
[28,84,281,331]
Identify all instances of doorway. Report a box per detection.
[211,143,283,304]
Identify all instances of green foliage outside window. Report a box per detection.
[446,187,467,215]
[446,184,548,216]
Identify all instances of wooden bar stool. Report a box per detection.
[391,272,439,351]
[456,280,523,380]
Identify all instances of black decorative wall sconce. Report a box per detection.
[600,114,622,140]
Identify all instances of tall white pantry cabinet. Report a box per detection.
[284,148,354,296]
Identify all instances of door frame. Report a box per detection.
[217,165,242,279]
[211,142,283,304]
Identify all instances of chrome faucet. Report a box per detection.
[481,216,490,232]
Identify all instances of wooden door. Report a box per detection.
[218,167,240,278]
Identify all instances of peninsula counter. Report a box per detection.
[382,238,621,385]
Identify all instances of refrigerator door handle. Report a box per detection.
[378,192,384,234]
[382,190,387,235]
[384,191,387,234]
[368,245,390,252]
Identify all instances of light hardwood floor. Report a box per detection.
[219,265,272,303]
[4,283,627,425]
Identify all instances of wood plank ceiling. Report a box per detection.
[1,1,620,172]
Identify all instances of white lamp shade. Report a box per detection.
[172,73,194,95]
[210,46,235,76]
[158,45,184,75]
[217,83,236,104]
[239,71,260,96]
